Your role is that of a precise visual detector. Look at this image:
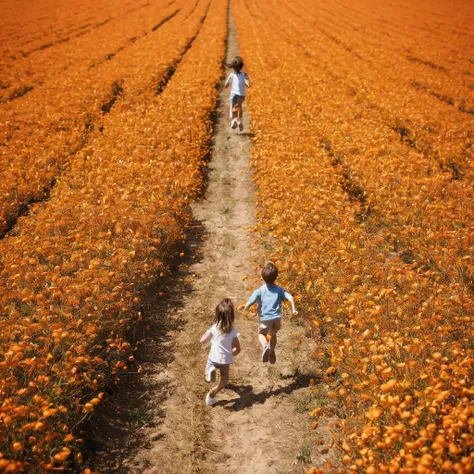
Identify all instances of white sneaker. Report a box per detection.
[205,392,215,406]
[205,366,216,383]
[231,118,238,129]
[238,119,243,132]
[262,344,270,363]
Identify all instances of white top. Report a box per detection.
[225,71,249,96]
[207,324,239,364]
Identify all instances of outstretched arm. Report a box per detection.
[284,291,298,315]
[225,73,233,88]
[244,289,259,312]
[244,73,251,88]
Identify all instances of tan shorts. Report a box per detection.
[258,318,282,335]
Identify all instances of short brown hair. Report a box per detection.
[261,262,278,284]
[229,55,244,72]
[215,298,235,333]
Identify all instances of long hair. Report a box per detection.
[215,298,235,334]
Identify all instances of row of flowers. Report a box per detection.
[0,0,147,74]
[0,0,181,103]
[0,0,194,238]
[235,0,473,472]
[306,0,474,114]
[0,0,226,471]
[274,0,474,304]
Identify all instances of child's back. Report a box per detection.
[225,55,250,131]
[228,71,249,97]
[244,262,297,364]
[249,283,290,321]
[207,323,238,364]
[200,298,241,405]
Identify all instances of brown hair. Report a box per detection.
[261,262,278,284]
[228,55,244,73]
[215,298,235,333]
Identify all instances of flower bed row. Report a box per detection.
[0,0,204,238]
[0,0,139,68]
[0,0,227,471]
[0,0,178,103]
[241,0,474,299]
[234,0,473,472]
[303,0,474,112]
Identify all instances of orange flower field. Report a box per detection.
[1,0,227,470]
[0,0,196,236]
[1,0,473,471]
[234,0,473,472]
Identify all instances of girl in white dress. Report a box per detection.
[200,298,241,406]
[225,56,251,131]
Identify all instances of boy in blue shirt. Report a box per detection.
[244,262,297,364]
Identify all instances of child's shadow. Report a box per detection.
[236,132,255,138]
[214,373,318,411]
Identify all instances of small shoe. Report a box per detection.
[205,391,215,406]
[205,366,216,383]
[238,119,243,132]
[262,344,270,363]
[231,118,238,129]
[269,350,276,365]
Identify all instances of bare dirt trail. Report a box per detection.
[125,6,340,474]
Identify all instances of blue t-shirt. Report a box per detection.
[247,284,292,321]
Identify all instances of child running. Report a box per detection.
[200,298,241,406]
[244,262,297,364]
[225,55,250,131]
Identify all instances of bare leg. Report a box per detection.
[259,330,270,363]
[210,375,229,397]
[230,102,238,129]
[269,329,278,364]
[258,332,268,349]
[269,330,278,351]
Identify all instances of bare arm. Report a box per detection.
[244,288,259,312]
[225,73,233,88]
[284,292,298,315]
[244,74,251,88]
[200,330,212,344]
[232,337,241,356]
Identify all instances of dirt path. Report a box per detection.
[124,7,338,474]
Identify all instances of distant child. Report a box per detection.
[244,262,297,364]
[225,55,250,131]
[200,298,241,406]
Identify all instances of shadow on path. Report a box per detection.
[213,373,320,411]
[81,219,206,473]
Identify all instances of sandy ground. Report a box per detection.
[116,7,341,474]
